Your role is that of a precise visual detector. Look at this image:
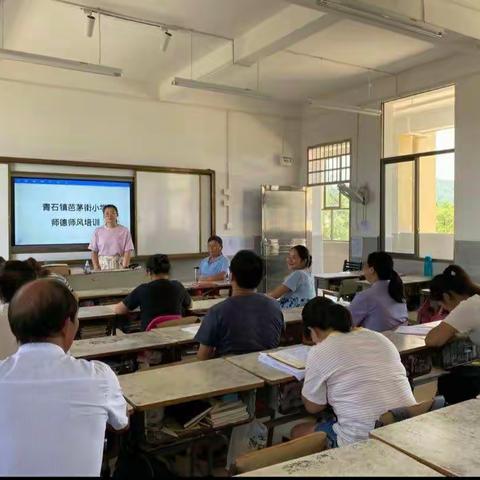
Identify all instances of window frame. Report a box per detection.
[307,139,352,243]
[380,148,455,262]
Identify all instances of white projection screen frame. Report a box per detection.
[2,158,215,258]
[135,171,213,256]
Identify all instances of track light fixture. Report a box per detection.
[162,29,172,52]
[85,9,96,38]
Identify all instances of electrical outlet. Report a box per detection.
[225,222,233,230]
[222,188,231,196]
[222,199,230,206]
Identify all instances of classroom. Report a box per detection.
[1,0,480,477]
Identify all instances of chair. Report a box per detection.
[374,396,445,428]
[43,263,71,276]
[230,431,327,475]
[343,259,362,272]
[322,278,360,302]
[146,315,200,330]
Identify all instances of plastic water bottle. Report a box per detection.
[84,260,91,275]
[194,266,199,283]
[423,256,433,277]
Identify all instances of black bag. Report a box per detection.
[112,445,175,479]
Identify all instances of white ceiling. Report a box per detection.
[0,0,470,104]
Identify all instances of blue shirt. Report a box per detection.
[279,269,316,309]
[348,280,408,332]
[194,294,284,356]
[198,255,230,278]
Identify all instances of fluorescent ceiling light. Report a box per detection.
[316,0,444,40]
[308,99,382,116]
[0,48,122,77]
[85,11,96,38]
[162,30,172,52]
[172,77,274,101]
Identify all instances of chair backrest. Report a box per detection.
[338,278,360,296]
[375,396,445,428]
[232,431,327,475]
[44,264,71,276]
[343,260,362,272]
[146,315,199,330]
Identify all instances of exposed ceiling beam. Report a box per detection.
[233,5,339,66]
[283,0,444,44]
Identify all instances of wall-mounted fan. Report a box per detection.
[337,183,369,206]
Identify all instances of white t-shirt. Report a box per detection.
[0,303,18,360]
[302,328,416,447]
[0,343,128,476]
[444,294,480,346]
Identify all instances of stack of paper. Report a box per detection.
[181,325,201,335]
[396,323,439,336]
[203,400,249,428]
[258,345,311,381]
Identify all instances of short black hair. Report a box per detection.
[229,250,264,289]
[207,235,223,247]
[146,254,171,275]
[0,260,37,303]
[9,279,78,344]
[102,204,119,215]
[302,296,352,340]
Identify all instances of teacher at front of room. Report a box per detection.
[88,204,134,271]
[198,235,230,282]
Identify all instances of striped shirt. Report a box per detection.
[302,328,415,447]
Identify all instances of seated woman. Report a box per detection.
[291,297,415,448]
[268,245,315,309]
[348,251,407,332]
[425,265,480,404]
[0,261,37,359]
[114,254,192,331]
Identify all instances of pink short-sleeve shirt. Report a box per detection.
[88,225,134,256]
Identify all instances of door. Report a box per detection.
[261,185,308,292]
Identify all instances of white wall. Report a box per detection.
[0,77,302,260]
[301,53,480,273]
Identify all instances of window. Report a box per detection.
[308,140,351,242]
[382,87,455,260]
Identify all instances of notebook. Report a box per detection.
[266,344,311,369]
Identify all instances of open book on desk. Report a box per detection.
[258,345,312,381]
[267,345,311,369]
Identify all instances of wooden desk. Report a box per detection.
[226,348,295,386]
[357,275,431,288]
[237,439,442,477]
[76,282,231,303]
[119,358,264,410]
[382,331,429,355]
[70,331,178,360]
[370,399,480,476]
[189,297,224,312]
[314,271,363,292]
[78,305,117,322]
[282,307,302,325]
[77,286,133,301]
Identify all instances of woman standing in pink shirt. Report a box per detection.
[88,204,134,270]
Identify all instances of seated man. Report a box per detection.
[195,250,284,359]
[0,279,128,476]
[291,297,416,448]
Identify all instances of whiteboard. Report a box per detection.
[136,171,201,255]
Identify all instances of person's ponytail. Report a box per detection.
[388,270,405,303]
[292,245,312,269]
[367,251,404,303]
